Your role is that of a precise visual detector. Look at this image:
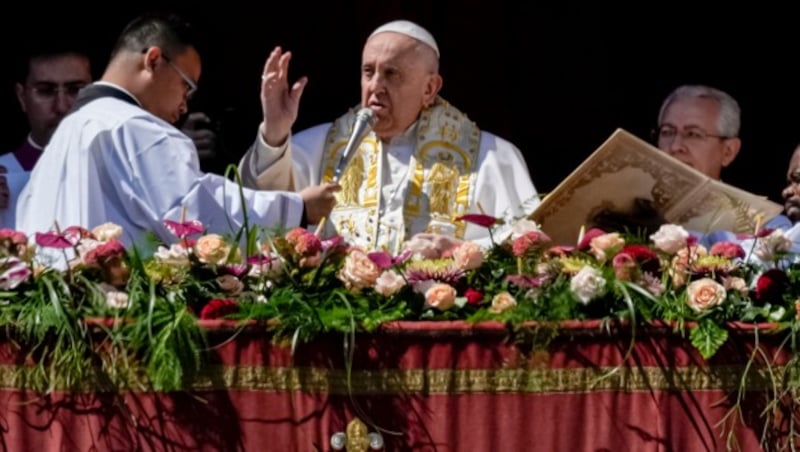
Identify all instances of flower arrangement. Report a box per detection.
[2,214,800,396]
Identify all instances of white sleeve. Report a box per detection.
[465,132,540,244]
[114,122,304,237]
[238,123,294,190]
[238,123,334,192]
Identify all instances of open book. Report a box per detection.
[530,128,783,245]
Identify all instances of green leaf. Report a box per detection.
[690,320,729,359]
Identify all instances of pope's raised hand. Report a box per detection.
[260,46,308,147]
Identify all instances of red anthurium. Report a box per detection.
[456,214,500,228]
[62,226,95,245]
[35,232,73,249]
[164,219,204,238]
[577,228,606,250]
[367,251,394,269]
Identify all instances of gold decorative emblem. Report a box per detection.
[330,417,384,451]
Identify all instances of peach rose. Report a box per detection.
[452,241,484,271]
[92,222,124,242]
[195,234,231,265]
[489,292,517,314]
[686,278,726,313]
[338,248,381,291]
[723,276,749,297]
[589,232,624,262]
[424,283,457,311]
[154,244,191,266]
[669,245,708,288]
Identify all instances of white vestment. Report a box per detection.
[241,99,539,250]
[16,83,303,247]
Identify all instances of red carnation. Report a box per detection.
[200,299,239,320]
[620,244,660,274]
[709,241,746,260]
[84,239,127,267]
[464,288,483,305]
[755,269,789,305]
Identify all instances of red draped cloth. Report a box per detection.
[0,321,793,451]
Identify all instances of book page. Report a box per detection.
[531,129,782,244]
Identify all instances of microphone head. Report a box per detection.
[356,107,376,127]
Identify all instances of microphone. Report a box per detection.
[332,107,375,183]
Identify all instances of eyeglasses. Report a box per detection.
[653,125,731,146]
[28,82,87,99]
[160,53,198,100]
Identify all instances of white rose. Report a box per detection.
[650,224,689,254]
[570,265,607,305]
[510,219,542,240]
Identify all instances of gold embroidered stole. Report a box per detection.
[321,97,480,250]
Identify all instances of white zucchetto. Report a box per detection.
[368,20,439,59]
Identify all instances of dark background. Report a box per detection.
[3,3,797,206]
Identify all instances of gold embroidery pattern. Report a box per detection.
[0,364,780,394]
[427,161,458,216]
[321,98,480,248]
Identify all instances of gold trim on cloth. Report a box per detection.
[0,364,781,394]
[320,97,481,250]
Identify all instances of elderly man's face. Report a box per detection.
[360,32,441,140]
[656,97,740,180]
[782,147,800,222]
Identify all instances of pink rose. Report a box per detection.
[403,236,441,259]
[686,278,726,312]
[338,248,381,292]
[612,252,636,281]
[424,283,457,310]
[375,270,405,296]
[512,231,551,257]
[285,227,322,256]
